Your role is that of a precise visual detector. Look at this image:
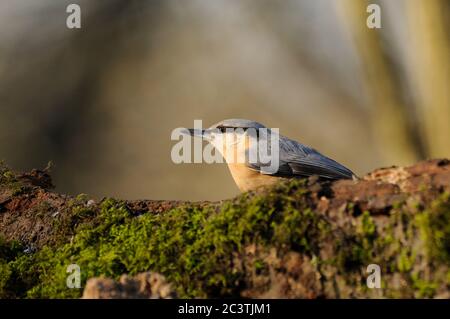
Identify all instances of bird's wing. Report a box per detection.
[246,136,354,180]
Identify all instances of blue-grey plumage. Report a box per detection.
[255,134,355,180]
[185,119,356,191]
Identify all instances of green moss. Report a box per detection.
[0,163,33,196]
[1,179,327,298]
[254,259,265,272]
[0,237,25,298]
[416,192,450,263]
[397,249,415,273]
[75,193,89,202]
[0,174,448,299]
[360,211,376,238]
[0,261,12,294]
[411,273,438,298]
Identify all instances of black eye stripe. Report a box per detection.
[216,127,260,138]
[217,126,231,133]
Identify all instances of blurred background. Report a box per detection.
[0,0,448,200]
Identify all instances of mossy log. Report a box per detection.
[0,159,449,298]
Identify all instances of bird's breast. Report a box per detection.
[226,163,282,192]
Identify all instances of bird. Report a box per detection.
[184,119,356,192]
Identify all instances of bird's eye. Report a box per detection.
[219,127,227,133]
[243,128,259,138]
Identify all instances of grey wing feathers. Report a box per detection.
[246,136,354,180]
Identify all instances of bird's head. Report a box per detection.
[185,118,266,142]
[183,119,268,158]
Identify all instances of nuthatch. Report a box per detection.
[184,119,355,192]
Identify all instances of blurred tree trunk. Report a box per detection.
[337,0,421,165]
[406,0,450,159]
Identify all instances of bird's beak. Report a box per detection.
[182,128,206,138]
